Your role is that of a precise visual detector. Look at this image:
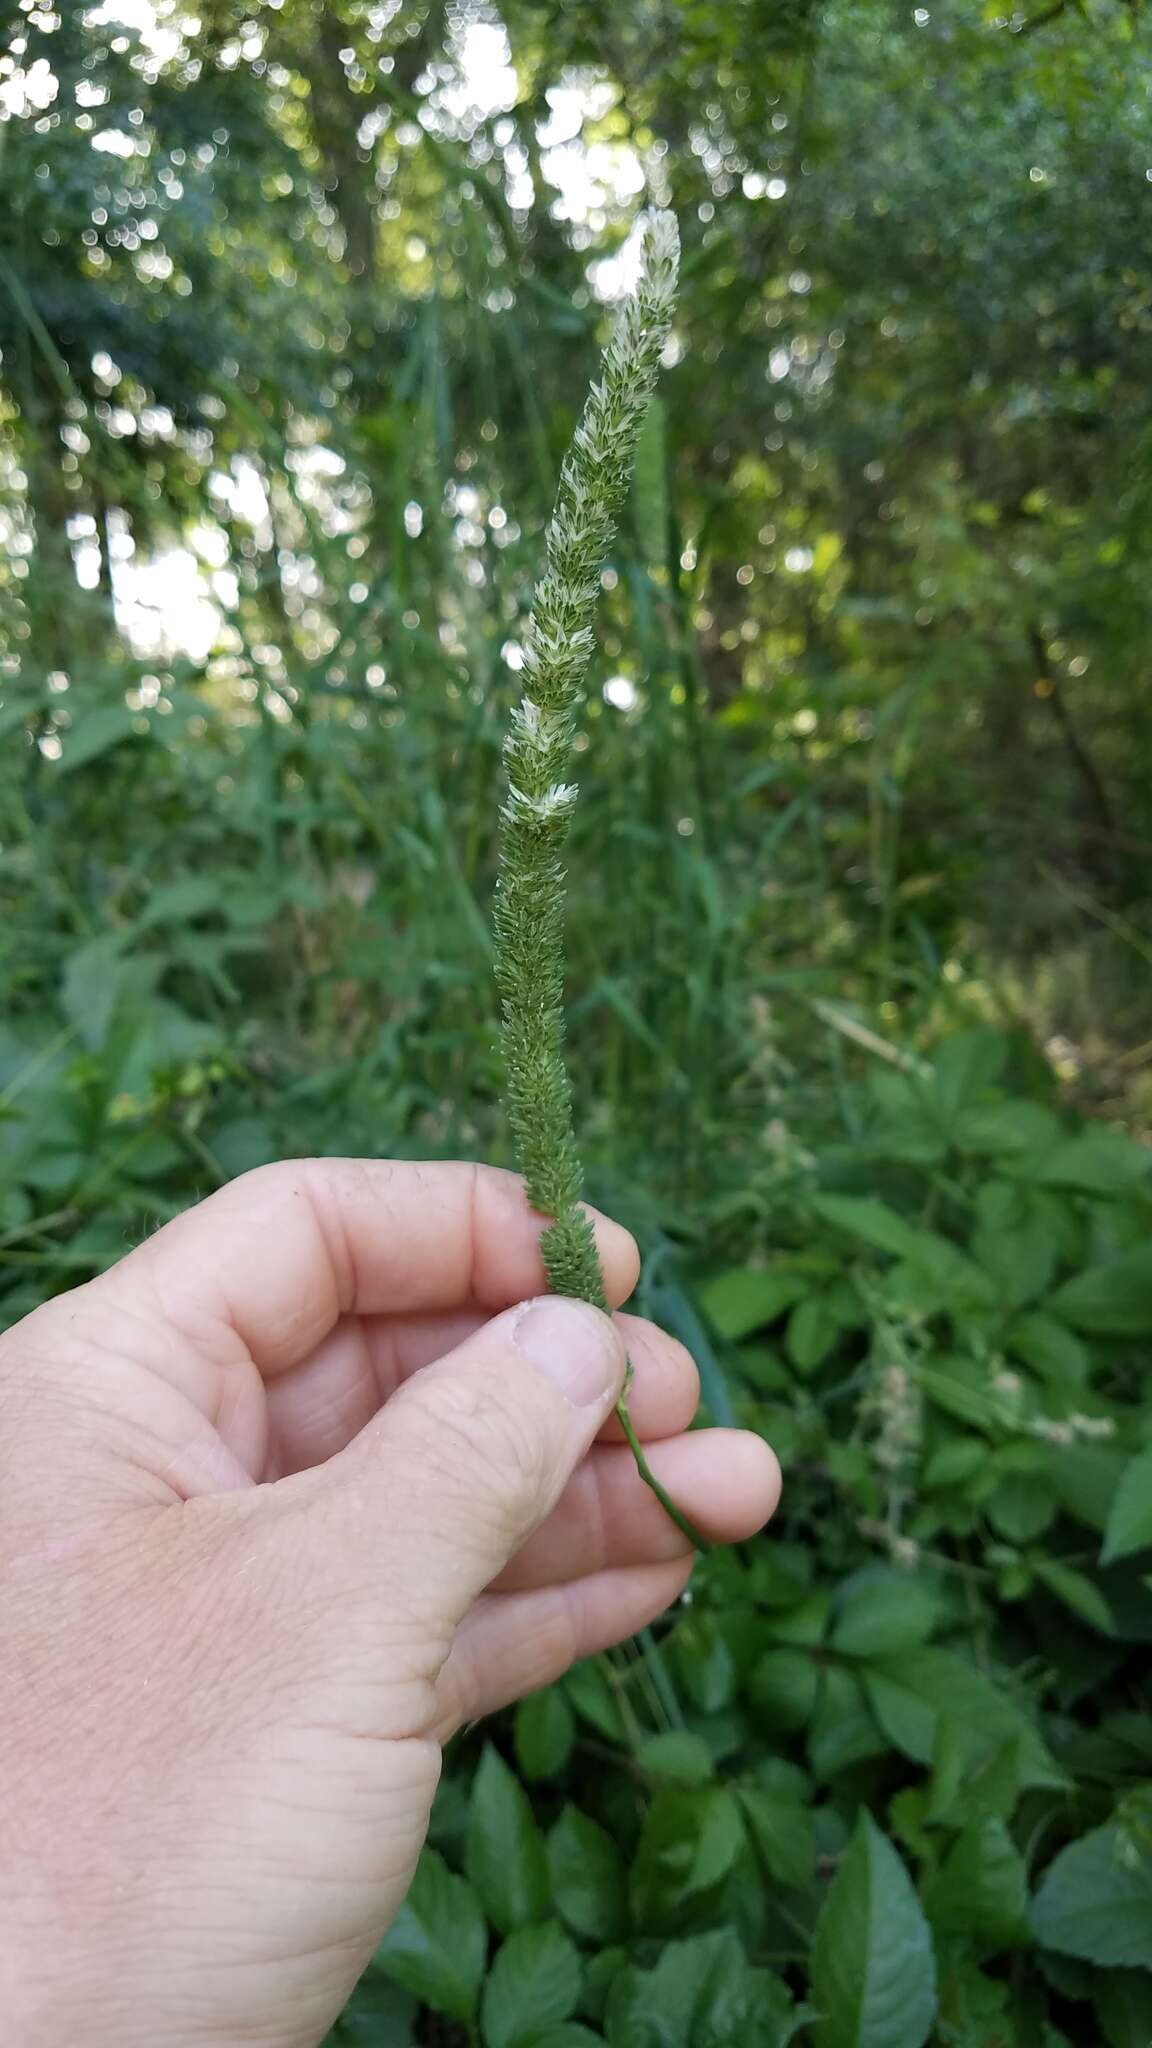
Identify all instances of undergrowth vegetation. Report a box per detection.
[4,0,1152,2041]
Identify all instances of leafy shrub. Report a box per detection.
[323,1025,1152,2047]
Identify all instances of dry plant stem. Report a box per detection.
[493,209,707,1553]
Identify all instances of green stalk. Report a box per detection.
[493,210,707,1552]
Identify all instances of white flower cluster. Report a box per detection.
[501,781,578,825]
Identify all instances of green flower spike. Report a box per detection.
[494,209,707,1552]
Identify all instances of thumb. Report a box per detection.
[310,1295,627,1634]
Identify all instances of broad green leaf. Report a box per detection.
[922,1438,987,1490]
[861,1649,1062,1790]
[811,1195,925,1260]
[61,934,127,1050]
[934,1954,1013,2041]
[481,1923,581,2048]
[693,1946,795,2047]
[1097,1966,1152,2048]
[374,1848,487,2024]
[547,1806,629,1945]
[786,1292,843,1373]
[924,1819,1029,1950]
[918,1364,1001,1434]
[1006,1313,1091,1387]
[338,1976,417,2044]
[606,1930,791,2048]
[1053,1249,1152,1337]
[830,1569,942,1659]
[55,704,139,772]
[1037,1131,1150,1196]
[135,877,224,928]
[638,1732,714,1785]
[563,1660,626,1742]
[515,1688,575,1782]
[1102,1445,1152,1564]
[605,1932,722,2048]
[697,1265,807,1339]
[748,1648,819,1733]
[1031,1823,1152,1967]
[810,1812,936,2048]
[886,1241,996,1315]
[953,1099,1061,1161]
[630,1787,745,1933]
[1034,1558,1114,1633]
[929,1028,1007,1122]
[971,1181,1056,1306]
[808,1665,890,1782]
[739,1787,817,1892]
[988,1474,1056,1546]
[668,1612,737,1713]
[927,1724,1022,1828]
[1054,1444,1130,1534]
[467,1746,550,1935]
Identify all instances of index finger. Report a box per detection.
[107,1158,640,1377]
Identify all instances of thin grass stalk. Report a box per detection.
[493,210,706,1551]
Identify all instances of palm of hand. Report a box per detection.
[0,1160,777,2048]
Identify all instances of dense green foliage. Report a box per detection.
[4,0,1152,2040]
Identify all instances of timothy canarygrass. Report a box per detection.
[494,210,705,1548]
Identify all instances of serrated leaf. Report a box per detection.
[467,1746,550,1935]
[739,1787,817,1892]
[606,1929,792,2048]
[481,1923,581,2048]
[1102,1445,1152,1564]
[810,1812,936,2048]
[374,1848,487,2024]
[630,1787,745,1933]
[860,1649,1062,1791]
[924,1819,1029,1950]
[547,1806,629,1944]
[1031,1823,1152,1967]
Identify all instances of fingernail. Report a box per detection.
[512,1296,625,1408]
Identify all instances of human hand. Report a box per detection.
[0,1159,779,2047]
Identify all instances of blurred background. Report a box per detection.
[5,7,1152,2041]
[4,0,1152,1284]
